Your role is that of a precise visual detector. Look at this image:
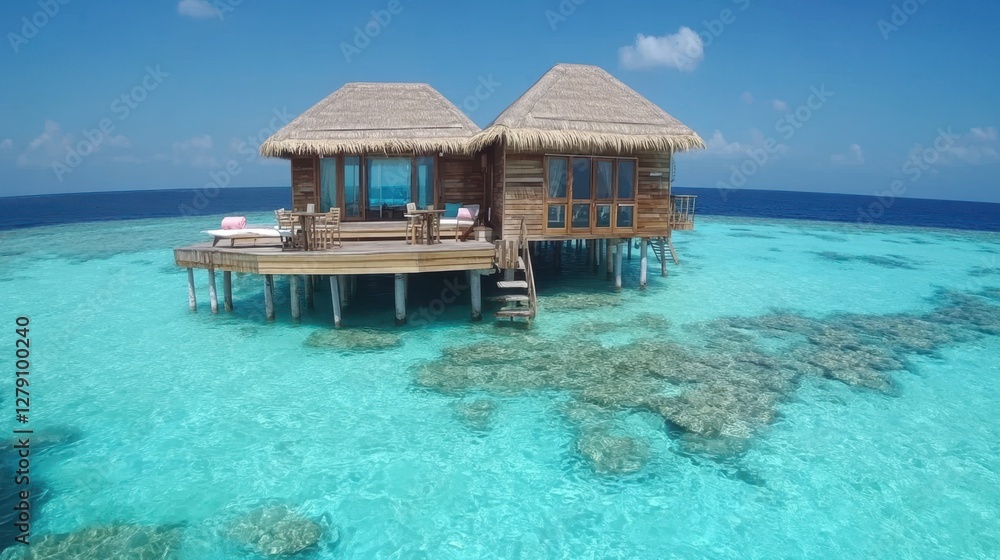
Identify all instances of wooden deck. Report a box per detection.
[174,239,497,275]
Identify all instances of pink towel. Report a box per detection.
[221,216,247,230]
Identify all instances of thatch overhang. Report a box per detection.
[260,82,481,158]
[469,63,705,155]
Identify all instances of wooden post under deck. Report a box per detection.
[660,238,668,277]
[640,238,649,289]
[223,271,233,312]
[394,273,406,326]
[208,268,218,314]
[627,238,633,261]
[614,242,624,291]
[339,274,348,308]
[470,270,482,321]
[606,241,614,280]
[305,275,314,309]
[186,268,197,311]
[290,275,301,321]
[264,274,275,321]
[330,275,343,328]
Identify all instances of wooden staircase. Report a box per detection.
[650,236,680,265]
[492,220,537,321]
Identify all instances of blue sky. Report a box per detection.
[0,0,997,201]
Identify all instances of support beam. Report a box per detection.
[614,242,624,291]
[394,273,406,326]
[207,268,218,314]
[627,238,633,261]
[470,270,482,321]
[606,240,614,280]
[660,238,668,277]
[339,274,348,308]
[290,275,301,321]
[186,268,197,311]
[640,238,649,289]
[305,275,314,309]
[264,274,275,321]
[330,275,343,328]
[223,271,233,312]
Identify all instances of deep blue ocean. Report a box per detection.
[0,186,998,231]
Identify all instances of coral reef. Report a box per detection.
[304,328,402,352]
[0,525,182,560]
[575,425,650,475]
[226,505,325,556]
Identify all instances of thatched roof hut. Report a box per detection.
[469,63,704,154]
[260,83,481,158]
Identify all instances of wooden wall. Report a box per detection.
[291,157,319,212]
[502,154,545,239]
[490,143,505,233]
[439,155,484,207]
[636,151,672,237]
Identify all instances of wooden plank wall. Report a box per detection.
[636,151,672,237]
[490,143,505,234]
[439,155,484,207]
[502,154,545,239]
[291,157,319,211]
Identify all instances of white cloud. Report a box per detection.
[687,129,788,159]
[831,143,865,166]
[0,138,12,150]
[178,0,219,19]
[619,27,704,72]
[772,99,789,112]
[970,126,998,142]
[740,92,754,105]
[18,120,72,168]
[108,134,131,148]
[910,127,999,166]
[173,135,219,168]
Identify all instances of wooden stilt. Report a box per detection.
[470,270,482,321]
[290,275,301,321]
[606,240,614,280]
[330,275,343,327]
[627,238,633,261]
[614,242,624,291]
[305,275,314,309]
[223,271,233,312]
[660,238,668,277]
[264,275,275,321]
[394,273,406,326]
[339,274,348,308]
[208,268,218,314]
[186,268,197,311]
[640,238,649,289]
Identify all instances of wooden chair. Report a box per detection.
[324,208,342,249]
[274,209,299,250]
[427,205,441,244]
[404,202,423,245]
[310,214,329,250]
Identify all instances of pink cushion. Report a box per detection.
[456,208,475,221]
[221,216,247,230]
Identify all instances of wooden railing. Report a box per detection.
[670,195,697,231]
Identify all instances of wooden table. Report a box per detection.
[409,209,446,244]
[290,211,327,251]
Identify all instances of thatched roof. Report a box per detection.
[469,63,704,154]
[260,83,480,157]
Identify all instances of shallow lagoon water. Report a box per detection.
[1,214,999,558]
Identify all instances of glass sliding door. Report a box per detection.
[344,156,362,219]
[319,157,337,212]
[416,156,435,209]
[367,157,412,220]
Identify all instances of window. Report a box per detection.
[344,156,362,218]
[367,157,411,219]
[544,155,637,233]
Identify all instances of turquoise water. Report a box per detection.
[1,214,999,558]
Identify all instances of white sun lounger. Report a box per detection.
[204,228,291,247]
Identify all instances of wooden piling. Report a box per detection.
[305,275,314,309]
[223,271,233,312]
[606,240,614,280]
[614,242,624,291]
[186,268,197,311]
[660,238,668,277]
[640,238,648,289]
[470,270,482,321]
[627,238,633,261]
[290,275,301,321]
[339,274,348,308]
[330,275,343,327]
[394,273,406,326]
[208,268,218,314]
[264,274,275,321]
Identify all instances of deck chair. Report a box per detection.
[274,209,300,250]
[404,202,423,245]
